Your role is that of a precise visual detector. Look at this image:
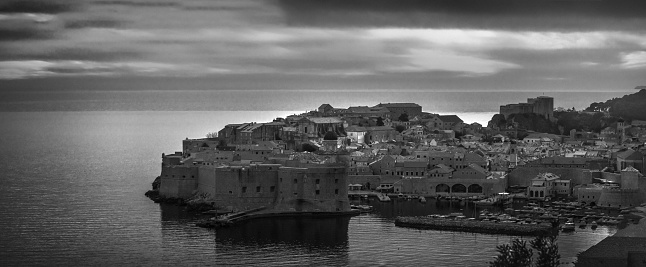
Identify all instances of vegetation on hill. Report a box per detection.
[554,111,618,133]
[488,113,559,134]
[488,89,645,134]
[585,89,646,121]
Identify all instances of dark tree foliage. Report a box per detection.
[323,131,338,140]
[301,143,318,152]
[490,236,560,267]
[376,117,385,126]
[531,235,561,267]
[398,113,409,122]
[490,239,533,267]
[395,125,406,133]
[583,89,646,121]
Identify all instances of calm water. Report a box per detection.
[0,111,616,266]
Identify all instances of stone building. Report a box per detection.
[499,96,553,120]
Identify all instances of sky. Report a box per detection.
[1,0,646,91]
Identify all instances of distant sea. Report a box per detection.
[0,90,632,125]
[0,89,632,266]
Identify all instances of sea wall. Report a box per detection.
[159,165,199,199]
[274,166,350,212]
[210,164,280,211]
[598,188,642,207]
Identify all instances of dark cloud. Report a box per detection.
[93,0,180,8]
[0,47,142,61]
[0,0,79,13]
[278,0,646,31]
[64,18,124,29]
[0,27,54,41]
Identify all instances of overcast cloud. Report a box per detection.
[0,0,645,91]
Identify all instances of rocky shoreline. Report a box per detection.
[395,216,557,236]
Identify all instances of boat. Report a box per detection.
[561,218,575,232]
[419,196,427,203]
[475,198,498,206]
[378,194,391,202]
[351,205,373,213]
[578,220,587,229]
[561,222,575,232]
[590,221,598,229]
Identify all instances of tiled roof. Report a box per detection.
[438,115,463,123]
[307,117,343,124]
[345,126,367,132]
[617,149,643,160]
[375,103,421,108]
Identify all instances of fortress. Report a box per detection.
[500,96,554,120]
[158,155,350,213]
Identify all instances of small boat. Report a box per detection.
[562,222,575,232]
[378,194,391,202]
[351,205,373,213]
[590,221,598,229]
[579,220,587,229]
[419,196,427,203]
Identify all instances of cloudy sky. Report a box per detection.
[1,0,646,91]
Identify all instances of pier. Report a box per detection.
[395,216,557,236]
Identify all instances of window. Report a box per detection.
[335,189,339,195]
[270,186,275,192]
[335,179,338,184]
[242,187,247,193]
[316,179,320,184]
[256,186,261,192]
[294,179,298,184]
[316,190,320,195]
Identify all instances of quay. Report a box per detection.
[395,216,557,236]
[197,208,360,229]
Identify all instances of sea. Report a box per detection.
[0,90,632,266]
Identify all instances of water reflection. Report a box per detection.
[215,217,351,266]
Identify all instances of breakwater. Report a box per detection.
[395,216,557,236]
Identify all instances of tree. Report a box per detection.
[490,239,533,267]
[301,143,318,152]
[531,236,560,267]
[206,132,218,138]
[395,125,406,133]
[376,117,385,126]
[398,113,409,122]
[490,236,560,267]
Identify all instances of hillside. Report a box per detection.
[585,89,646,121]
[488,113,560,134]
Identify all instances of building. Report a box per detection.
[499,96,554,120]
[576,218,646,267]
[297,117,345,139]
[159,161,351,213]
[374,103,422,120]
[617,149,644,174]
[527,173,560,199]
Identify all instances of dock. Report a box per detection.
[395,216,557,236]
[197,207,360,229]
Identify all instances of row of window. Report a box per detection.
[280,178,340,184]
[241,186,276,193]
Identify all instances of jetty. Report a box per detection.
[395,216,556,236]
[196,207,360,229]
